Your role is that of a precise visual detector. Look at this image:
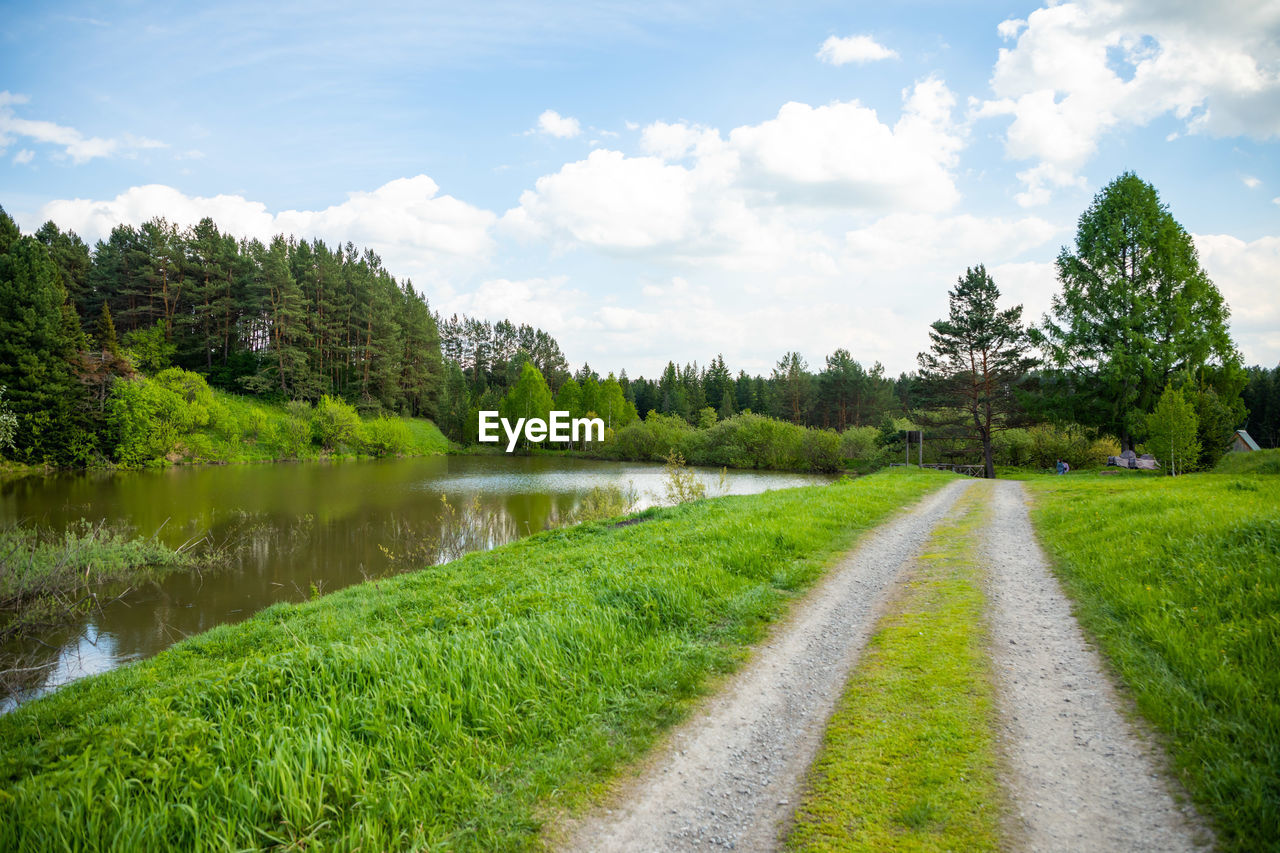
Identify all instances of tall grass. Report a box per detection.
[1027,472,1280,852]
[1213,447,1280,476]
[0,468,952,851]
[0,521,194,641]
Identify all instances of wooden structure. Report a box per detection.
[1231,429,1261,453]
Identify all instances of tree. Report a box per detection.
[500,362,553,449]
[1145,386,1199,476]
[1035,172,1240,449]
[0,225,93,464]
[917,264,1035,479]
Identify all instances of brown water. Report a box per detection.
[0,455,830,709]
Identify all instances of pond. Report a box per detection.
[1,455,832,709]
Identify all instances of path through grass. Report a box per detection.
[787,484,1003,852]
[1027,472,1280,852]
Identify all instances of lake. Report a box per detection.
[0,455,832,709]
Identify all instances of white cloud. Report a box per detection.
[1243,175,1261,189]
[33,176,497,289]
[976,0,1280,203]
[816,34,898,65]
[1195,233,1280,367]
[12,149,34,165]
[444,276,589,335]
[0,91,166,163]
[732,77,963,209]
[535,109,582,139]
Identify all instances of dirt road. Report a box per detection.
[557,478,1207,852]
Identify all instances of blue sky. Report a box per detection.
[2,0,1277,377]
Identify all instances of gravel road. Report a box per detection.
[559,479,973,852]
[981,479,1209,851]
[557,478,1208,852]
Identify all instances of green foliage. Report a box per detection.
[696,406,717,429]
[1029,474,1280,851]
[1024,423,1118,471]
[1036,173,1240,448]
[1144,386,1200,476]
[122,320,176,373]
[0,233,93,465]
[107,376,194,467]
[312,394,363,452]
[789,491,1001,852]
[360,417,412,457]
[838,425,881,461]
[0,469,950,851]
[0,387,16,454]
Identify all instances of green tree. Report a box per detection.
[1035,172,1240,449]
[917,264,1035,479]
[1145,386,1200,475]
[0,222,93,465]
[500,362,553,450]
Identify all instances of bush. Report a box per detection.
[800,428,843,473]
[360,417,411,457]
[839,426,880,461]
[312,395,362,452]
[107,377,193,467]
[1026,423,1118,471]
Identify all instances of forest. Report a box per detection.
[1,172,1277,472]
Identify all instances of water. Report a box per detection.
[0,455,830,709]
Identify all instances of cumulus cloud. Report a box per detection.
[34,176,497,288]
[12,149,34,165]
[0,91,166,163]
[732,77,963,209]
[976,0,1280,204]
[816,34,898,65]
[1243,175,1261,189]
[505,76,966,272]
[535,109,582,139]
[1195,233,1280,367]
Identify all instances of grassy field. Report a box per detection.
[0,468,952,851]
[787,486,1002,852]
[1027,470,1280,852]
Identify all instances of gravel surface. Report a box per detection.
[559,479,973,852]
[981,479,1210,852]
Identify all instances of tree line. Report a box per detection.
[1,171,1274,472]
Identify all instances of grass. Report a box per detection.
[787,487,1002,852]
[1026,471,1280,852]
[0,521,195,641]
[1213,447,1280,476]
[0,468,953,851]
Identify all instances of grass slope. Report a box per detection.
[1027,472,1280,852]
[787,486,1002,852]
[1213,447,1280,476]
[0,468,952,851]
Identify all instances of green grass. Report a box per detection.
[1213,447,1280,476]
[0,468,953,851]
[787,487,1002,852]
[1026,472,1280,852]
[0,521,193,640]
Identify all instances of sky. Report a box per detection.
[2,0,1278,379]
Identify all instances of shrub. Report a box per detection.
[360,417,411,457]
[839,425,880,461]
[312,395,362,452]
[1026,423,1117,471]
[800,428,843,473]
[107,377,193,467]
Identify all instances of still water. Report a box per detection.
[1,455,831,709]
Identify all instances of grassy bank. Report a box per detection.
[1027,472,1280,852]
[787,486,1002,852]
[0,521,195,641]
[106,368,450,467]
[0,468,952,851]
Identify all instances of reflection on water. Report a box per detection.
[1,455,830,708]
